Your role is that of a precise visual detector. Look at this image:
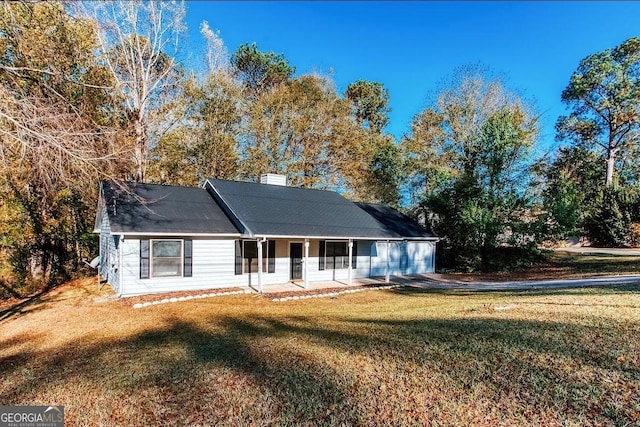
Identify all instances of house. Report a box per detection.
[94,175,438,297]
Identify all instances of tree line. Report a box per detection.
[1,1,639,296]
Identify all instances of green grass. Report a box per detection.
[1,279,640,426]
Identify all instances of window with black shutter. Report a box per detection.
[234,240,242,275]
[183,239,193,277]
[140,239,150,279]
[268,240,276,273]
[237,240,275,274]
[140,239,188,279]
[352,241,358,269]
[319,240,325,270]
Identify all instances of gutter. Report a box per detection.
[254,234,440,241]
[99,232,244,237]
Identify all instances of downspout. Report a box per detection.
[431,241,436,273]
[304,239,309,289]
[118,236,124,297]
[257,237,265,293]
[385,240,390,283]
[98,233,103,291]
[348,239,353,285]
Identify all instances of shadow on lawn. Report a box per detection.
[1,311,638,425]
[0,290,52,323]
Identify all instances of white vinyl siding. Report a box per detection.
[113,237,435,297]
[370,241,436,276]
[99,210,120,293]
[119,238,289,296]
[302,240,371,282]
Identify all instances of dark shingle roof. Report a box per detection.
[206,179,436,239]
[354,203,436,239]
[99,181,240,235]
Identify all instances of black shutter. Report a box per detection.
[319,240,325,270]
[234,240,242,275]
[140,239,150,279]
[184,239,193,277]
[268,240,276,273]
[351,241,358,269]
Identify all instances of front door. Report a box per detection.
[290,243,303,280]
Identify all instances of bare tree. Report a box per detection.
[0,1,125,285]
[77,1,187,182]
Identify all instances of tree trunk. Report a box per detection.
[134,113,146,183]
[605,149,616,187]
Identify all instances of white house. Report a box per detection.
[94,176,438,297]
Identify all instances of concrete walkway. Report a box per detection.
[259,273,640,295]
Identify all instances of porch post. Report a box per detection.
[348,239,353,285]
[304,239,309,289]
[257,238,263,293]
[385,240,390,283]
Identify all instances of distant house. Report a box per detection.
[94,175,438,297]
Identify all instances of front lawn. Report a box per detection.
[441,248,640,282]
[1,279,639,426]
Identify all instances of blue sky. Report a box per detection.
[184,1,640,155]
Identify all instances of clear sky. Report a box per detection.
[184,1,640,155]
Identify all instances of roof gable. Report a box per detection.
[98,181,240,235]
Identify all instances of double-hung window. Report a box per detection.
[325,241,349,270]
[139,239,192,279]
[243,240,266,274]
[319,240,357,270]
[151,240,183,277]
[234,240,276,275]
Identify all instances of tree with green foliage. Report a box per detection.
[149,72,242,185]
[557,37,640,188]
[584,187,631,247]
[536,147,602,241]
[345,80,391,133]
[240,73,360,189]
[366,136,403,207]
[552,37,640,246]
[404,70,538,271]
[231,43,295,97]
[344,80,401,206]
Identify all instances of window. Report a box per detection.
[235,240,276,275]
[151,240,183,277]
[243,240,266,274]
[140,239,192,279]
[326,241,349,269]
[319,240,357,270]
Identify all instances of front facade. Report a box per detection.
[95,177,438,297]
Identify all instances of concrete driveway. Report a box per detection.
[398,273,640,292]
[554,247,640,256]
[263,273,640,298]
